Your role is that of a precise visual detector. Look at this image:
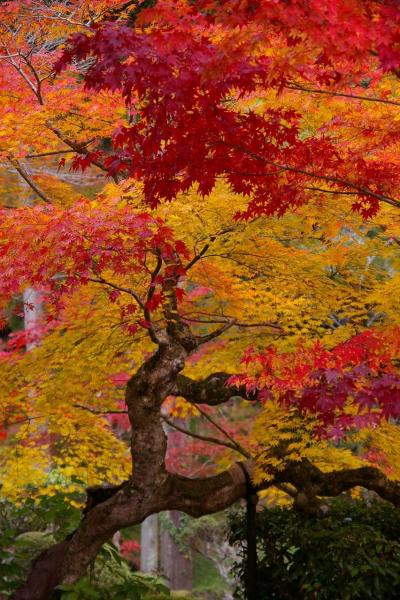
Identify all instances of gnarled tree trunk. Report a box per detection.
[12,264,400,600]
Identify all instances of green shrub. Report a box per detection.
[0,489,82,595]
[229,499,400,599]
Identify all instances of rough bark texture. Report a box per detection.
[275,459,400,515]
[174,372,252,405]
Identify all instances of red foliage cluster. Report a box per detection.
[54,0,400,218]
[0,201,188,334]
[230,329,400,438]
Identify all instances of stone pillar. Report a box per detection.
[160,510,193,591]
[140,514,160,573]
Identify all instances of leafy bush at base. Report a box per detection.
[0,490,82,595]
[229,499,400,599]
[0,493,194,599]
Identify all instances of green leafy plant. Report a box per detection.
[229,499,400,599]
[0,487,82,596]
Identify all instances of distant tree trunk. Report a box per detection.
[160,510,192,591]
[23,287,42,348]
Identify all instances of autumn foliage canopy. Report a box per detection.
[1,0,400,597]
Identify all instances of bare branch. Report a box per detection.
[194,404,251,459]
[25,150,75,159]
[7,157,52,204]
[196,319,237,344]
[224,143,400,210]
[144,250,163,344]
[285,82,400,108]
[1,45,42,103]
[184,314,282,330]
[86,276,145,310]
[72,403,127,415]
[304,186,358,196]
[185,236,216,271]
[161,414,248,456]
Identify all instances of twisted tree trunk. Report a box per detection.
[12,273,400,600]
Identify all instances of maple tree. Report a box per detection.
[1,1,400,599]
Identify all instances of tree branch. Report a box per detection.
[285,82,400,108]
[224,143,400,210]
[86,276,145,310]
[183,314,282,331]
[1,45,42,103]
[274,458,400,514]
[144,250,164,344]
[25,150,75,159]
[168,462,251,517]
[72,403,127,415]
[194,404,251,459]
[185,236,216,271]
[46,124,119,183]
[7,157,52,204]
[174,372,252,406]
[161,414,248,456]
[196,319,237,344]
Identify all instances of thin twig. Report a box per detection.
[162,415,248,457]
[1,45,42,103]
[185,237,216,271]
[196,319,237,344]
[25,150,75,159]
[304,186,358,196]
[223,143,400,210]
[86,276,145,309]
[185,315,282,330]
[285,82,400,108]
[72,403,128,415]
[7,157,52,203]
[195,404,251,458]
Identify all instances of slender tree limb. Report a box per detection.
[25,150,75,159]
[144,249,164,344]
[19,52,46,104]
[1,45,42,103]
[161,414,248,456]
[86,276,145,310]
[194,404,251,458]
[285,82,400,108]
[196,319,237,344]
[7,157,52,204]
[224,143,400,210]
[46,124,119,183]
[184,314,282,331]
[304,186,359,196]
[185,236,216,271]
[72,404,127,415]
